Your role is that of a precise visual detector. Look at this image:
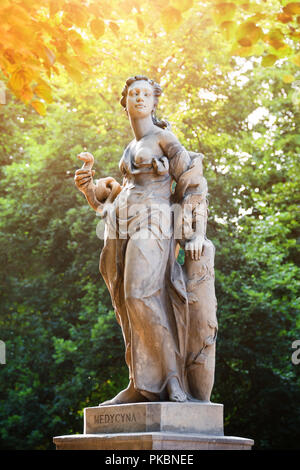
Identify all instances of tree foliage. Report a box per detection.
[0,0,300,114]
[0,0,299,451]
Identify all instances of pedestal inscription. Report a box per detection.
[54,402,254,450]
[84,402,224,436]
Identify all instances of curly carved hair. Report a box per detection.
[120,75,169,129]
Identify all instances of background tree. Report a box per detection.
[0,0,299,450]
[0,1,299,112]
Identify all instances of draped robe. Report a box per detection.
[99,139,214,400]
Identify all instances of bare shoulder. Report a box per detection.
[122,139,134,155]
[156,129,181,152]
[127,139,135,149]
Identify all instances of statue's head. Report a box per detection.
[120,75,168,129]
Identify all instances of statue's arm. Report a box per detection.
[74,167,103,213]
[159,131,207,260]
[74,166,122,215]
[158,130,191,186]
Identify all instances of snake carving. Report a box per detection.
[77,152,122,207]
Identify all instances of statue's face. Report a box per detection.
[126,80,155,119]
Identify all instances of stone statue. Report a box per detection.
[74,75,218,406]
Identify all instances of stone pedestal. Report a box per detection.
[53,402,254,450]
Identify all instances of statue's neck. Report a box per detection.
[129,115,156,141]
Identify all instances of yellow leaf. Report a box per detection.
[220,21,236,40]
[152,0,169,11]
[35,82,53,104]
[63,4,89,29]
[291,54,300,66]
[68,31,90,56]
[239,37,252,47]
[109,21,120,36]
[9,71,25,92]
[119,0,135,15]
[250,13,266,21]
[240,2,262,13]
[52,65,60,75]
[283,3,300,15]
[31,100,46,116]
[36,21,55,37]
[50,0,64,16]
[290,30,300,41]
[62,13,73,28]
[20,86,33,104]
[90,18,105,39]
[70,40,85,57]
[277,12,293,23]
[261,54,277,67]
[64,64,83,83]
[52,38,67,54]
[136,16,145,33]
[231,45,253,57]
[88,2,104,17]
[274,44,293,58]
[265,38,286,50]
[9,68,33,92]
[68,30,84,43]
[236,22,262,46]
[263,29,285,50]
[57,53,82,70]
[240,3,250,11]
[282,74,295,83]
[170,0,193,12]
[44,47,56,66]
[5,5,31,27]
[94,0,112,18]
[57,54,70,68]
[212,3,236,25]
[8,24,33,44]
[161,6,182,32]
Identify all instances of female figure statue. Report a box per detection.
[74,76,217,405]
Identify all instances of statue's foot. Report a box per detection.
[167,377,187,402]
[99,382,148,406]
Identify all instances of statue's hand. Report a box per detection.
[185,234,204,261]
[74,168,95,194]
